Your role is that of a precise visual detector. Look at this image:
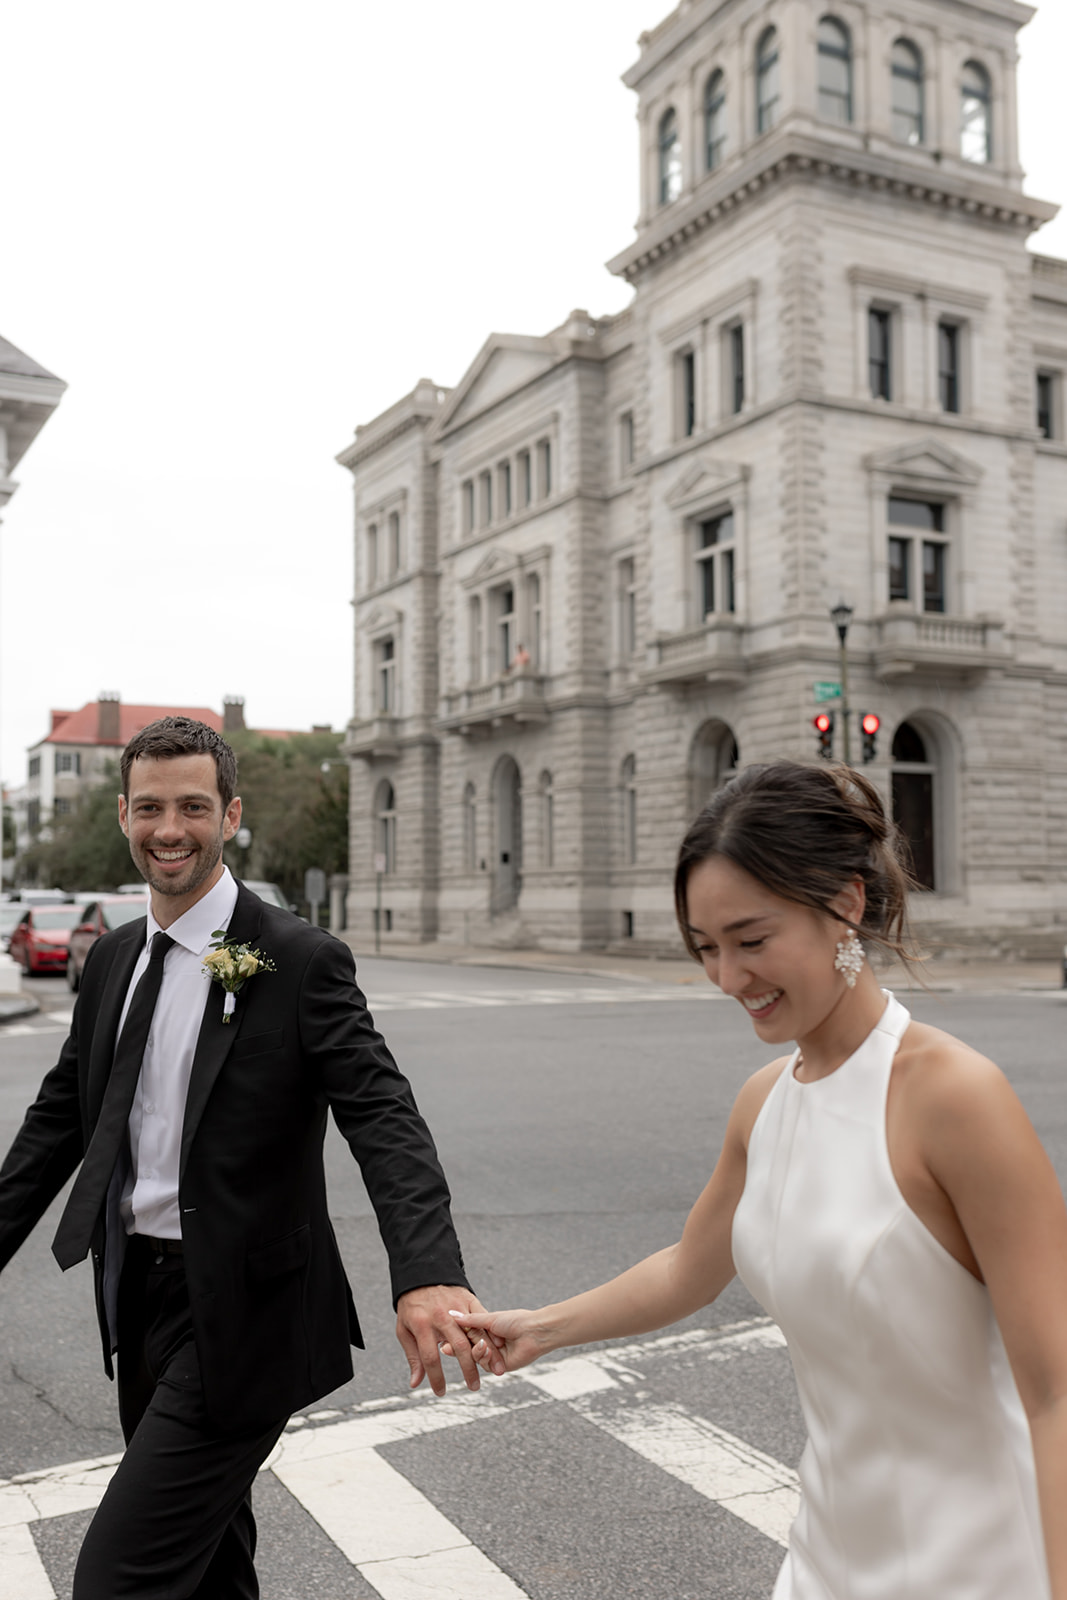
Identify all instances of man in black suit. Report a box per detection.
[0,717,500,1598]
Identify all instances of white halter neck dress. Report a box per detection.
[731,992,1049,1599]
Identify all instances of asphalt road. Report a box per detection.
[0,962,1064,1599]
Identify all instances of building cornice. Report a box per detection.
[607,132,1057,285]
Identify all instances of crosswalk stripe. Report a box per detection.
[368,986,717,1013]
[0,1524,57,1599]
[574,1398,799,1548]
[1,1318,795,1587]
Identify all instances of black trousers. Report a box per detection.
[73,1237,289,1600]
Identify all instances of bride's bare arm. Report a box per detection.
[450,1059,785,1372]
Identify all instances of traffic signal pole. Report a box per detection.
[831,602,854,766]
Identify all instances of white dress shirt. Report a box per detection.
[119,867,238,1239]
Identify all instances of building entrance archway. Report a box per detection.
[891,721,935,889]
[688,720,739,817]
[492,757,523,914]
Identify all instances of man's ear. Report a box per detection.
[117,795,129,838]
[222,795,242,843]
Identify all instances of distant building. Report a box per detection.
[340,0,1067,956]
[0,332,66,885]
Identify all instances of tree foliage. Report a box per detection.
[17,736,349,905]
[18,761,133,891]
[222,731,348,908]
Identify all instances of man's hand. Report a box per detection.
[396,1286,505,1396]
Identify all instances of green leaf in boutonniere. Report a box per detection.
[202,931,277,1022]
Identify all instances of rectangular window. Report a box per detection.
[619,410,634,471]
[479,470,493,527]
[618,557,637,658]
[376,638,396,714]
[922,541,946,613]
[469,596,483,682]
[28,755,40,779]
[679,350,696,437]
[494,584,515,673]
[888,536,911,601]
[367,523,379,586]
[462,480,475,535]
[729,324,745,415]
[888,498,943,532]
[28,799,40,834]
[55,751,81,775]
[536,440,552,499]
[869,308,892,400]
[54,797,71,816]
[696,512,736,617]
[938,322,960,414]
[498,460,512,517]
[1037,372,1054,439]
[525,573,543,669]
[518,449,532,507]
[388,510,402,573]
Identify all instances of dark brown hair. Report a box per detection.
[120,718,238,808]
[674,761,922,965]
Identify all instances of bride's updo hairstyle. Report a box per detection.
[674,761,922,966]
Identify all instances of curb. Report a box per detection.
[0,996,41,1024]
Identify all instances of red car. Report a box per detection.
[67,895,148,991]
[9,905,89,976]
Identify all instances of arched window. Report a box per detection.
[891,39,924,145]
[621,755,637,865]
[539,770,554,868]
[960,61,991,164]
[704,69,727,171]
[891,722,934,889]
[375,780,396,875]
[463,781,477,873]
[817,17,852,124]
[756,27,780,134]
[658,108,682,204]
[688,721,739,816]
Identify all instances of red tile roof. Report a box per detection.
[41,703,224,747]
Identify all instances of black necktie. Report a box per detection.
[52,931,175,1270]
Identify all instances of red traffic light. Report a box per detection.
[860,712,880,736]
[814,712,833,733]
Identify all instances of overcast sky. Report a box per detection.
[1,0,1064,786]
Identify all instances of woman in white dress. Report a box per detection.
[453,761,1067,1599]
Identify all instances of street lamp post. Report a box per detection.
[830,601,854,766]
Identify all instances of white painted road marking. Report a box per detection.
[0,1318,795,1596]
[367,985,721,1013]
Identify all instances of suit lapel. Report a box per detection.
[180,884,265,1179]
[87,921,147,1125]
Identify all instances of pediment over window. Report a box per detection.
[436,334,556,434]
[666,456,750,510]
[362,603,402,634]
[465,547,518,587]
[863,439,982,488]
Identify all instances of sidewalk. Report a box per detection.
[341,936,1064,995]
[0,995,40,1023]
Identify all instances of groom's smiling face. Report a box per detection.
[119,753,242,904]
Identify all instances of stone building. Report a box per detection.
[339,0,1067,955]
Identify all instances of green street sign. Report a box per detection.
[813,681,842,702]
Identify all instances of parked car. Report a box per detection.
[9,905,89,975]
[243,880,292,912]
[67,895,149,991]
[0,903,24,953]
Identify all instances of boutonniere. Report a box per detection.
[202,931,277,1022]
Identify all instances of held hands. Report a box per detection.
[444,1307,551,1376]
[395,1286,507,1396]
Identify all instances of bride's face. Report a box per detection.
[682,853,857,1044]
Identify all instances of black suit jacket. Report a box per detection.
[0,883,471,1430]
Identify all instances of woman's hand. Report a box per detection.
[443,1308,551,1374]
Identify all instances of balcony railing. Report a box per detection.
[872,612,1008,681]
[344,716,401,759]
[642,618,745,687]
[438,669,548,735]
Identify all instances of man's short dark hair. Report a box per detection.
[120,718,238,808]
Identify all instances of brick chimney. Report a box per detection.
[223,696,246,733]
[97,692,121,743]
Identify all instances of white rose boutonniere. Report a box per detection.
[202,931,277,1022]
